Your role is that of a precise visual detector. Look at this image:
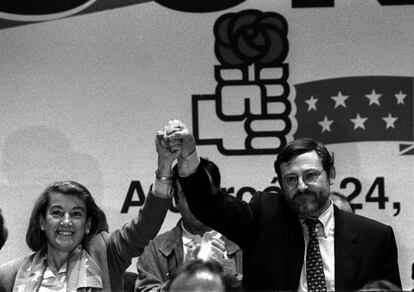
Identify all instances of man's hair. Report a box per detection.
[274,138,335,184]
[172,158,221,203]
[166,259,242,291]
[26,180,108,251]
[0,209,8,249]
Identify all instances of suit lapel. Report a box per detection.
[334,206,361,290]
[284,205,305,290]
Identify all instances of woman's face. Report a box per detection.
[40,192,90,254]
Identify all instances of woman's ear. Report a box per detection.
[85,217,91,234]
[39,216,45,231]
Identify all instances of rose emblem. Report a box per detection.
[214,9,288,66]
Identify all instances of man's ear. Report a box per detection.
[328,167,336,185]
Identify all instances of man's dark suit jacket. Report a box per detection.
[179,160,401,291]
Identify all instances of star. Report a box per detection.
[305,96,318,111]
[331,91,349,108]
[382,113,398,129]
[318,116,333,133]
[350,113,368,130]
[365,89,382,106]
[394,90,406,105]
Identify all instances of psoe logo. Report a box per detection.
[192,9,291,155]
[192,9,414,156]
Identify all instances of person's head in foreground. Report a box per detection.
[167,259,242,292]
[358,279,402,291]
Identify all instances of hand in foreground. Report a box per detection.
[184,236,227,265]
[164,120,196,159]
[198,235,227,264]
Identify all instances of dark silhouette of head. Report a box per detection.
[0,209,8,250]
[171,159,221,235]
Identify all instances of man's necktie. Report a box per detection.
[305,219,327,292]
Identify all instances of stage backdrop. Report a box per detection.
[0,0,413,289]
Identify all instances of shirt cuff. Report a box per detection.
[178,147,200,177]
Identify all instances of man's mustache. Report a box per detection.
[294,190,315,200]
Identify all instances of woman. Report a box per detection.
[0,131,179,291]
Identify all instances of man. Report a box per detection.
[135,159,242,292]
[330,191,353,213]
[161,119,401,291]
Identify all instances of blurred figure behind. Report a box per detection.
[331,191,354,213]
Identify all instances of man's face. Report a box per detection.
[279,151,333,218]
[175,181,207,232]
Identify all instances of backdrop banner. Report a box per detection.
[0,0,413,289]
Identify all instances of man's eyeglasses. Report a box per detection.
[282,169,324,189]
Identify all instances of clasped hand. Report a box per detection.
[156,119,196,161]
